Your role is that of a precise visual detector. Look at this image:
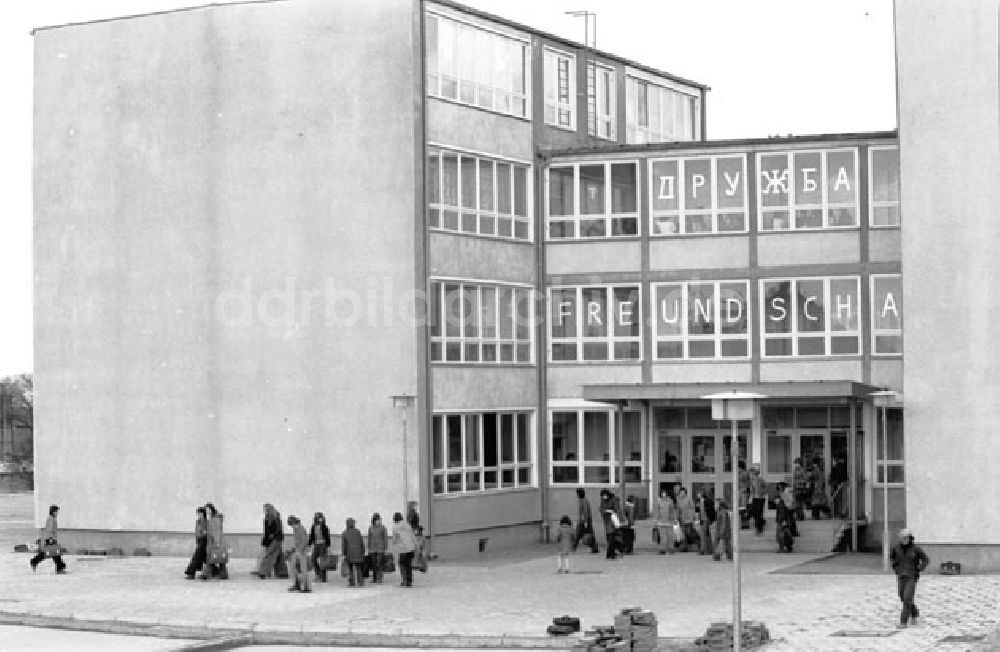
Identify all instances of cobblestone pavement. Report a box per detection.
[3,545,999,651]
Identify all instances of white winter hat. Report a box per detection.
[898,528,913,542]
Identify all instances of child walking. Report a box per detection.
[555,515,575,573]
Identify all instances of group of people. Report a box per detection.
[791,456,850,520]
[183,503,423,591]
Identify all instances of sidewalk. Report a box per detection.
[3,544,999,651]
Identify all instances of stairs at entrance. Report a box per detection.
[738,512,844,553]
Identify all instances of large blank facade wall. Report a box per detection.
[34,0,421,533]
[896,0,1000,545]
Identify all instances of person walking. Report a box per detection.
[712,498,733,561]
[780,482,799,536]
[621,495,637,555]
[697,490,717,555]
[555,515,575,573]
[598,489,622,559]
[202,502,228,580]
[809,458,830,519]
[30,505,67,574]
[255,503,284,578]
[653,487,678,554]
[675,487,698,551]
[308,512,331,582]
[891,528,929,629]
[573,488,599,554]
[792,458,809,521]
[184,506,208,580]
[747,465,767,534]
[391,511,417,587]
[737,460,751,529]
[286,515,312,593]
[341,517,366,587]
[368,513,388,584]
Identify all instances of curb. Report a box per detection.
[0,610,701,650]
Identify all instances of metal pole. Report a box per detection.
[881,404,889,571]
[849,399,857,553]
[617,400,625,508]
[731,417,741,652]
[402,408,409,508]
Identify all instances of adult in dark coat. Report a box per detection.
[308,512,332,582]
[184,506,209,579]
[598,490,622,559]
[341,517,366,587]
[255,503,284,578]
[890,528,930,628]
[573,488,599,553]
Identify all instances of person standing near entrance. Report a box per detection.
[30,505,67,574]
[573,488,599,554]
[792,458,809,521]
[654,488,678,554]
[748,465,767,535]
[697,489,717,555]
[809,458,830,519]
[829,457,849,518]
[675,487,698,551]
[712,498,733,561]
[890,528,929,628]
[598,489,622,559]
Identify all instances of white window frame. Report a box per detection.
[625,74,699,144]
[547,284,642,363]
[868,145,900,228]
[588,61,616,140]
[875,407,904,487]
[652,280,751,360]
[432,410,535,495]
[870,274,903,357]
[756,148,860,232]
[425,11,530,119]
[430,278,535,365]
[426,145,533,241]
[759,276,862,358]
[545,160,640,239]
[549,408,643,486]
[544,47,576,130]
[648,154,749,236]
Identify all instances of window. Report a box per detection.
[653,281,750,359]
[876,408,904,485]
[426,13,529,118]
[432,411,534,494]
[588,63,615,140]
[649,155,748,235]
[427,147,531,240]
[760,277,861,357]
[625,75,698,144]
[869,146,900,227]
[757,149,858,230]
[546,162,639,238]
[429,280,533,363]
[544,48,575,130]
[550,408,642,484]
[549,285,641,362]
[871,274,902,356]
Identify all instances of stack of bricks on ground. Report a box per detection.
[574,606,658,652]
[695,621,771,651]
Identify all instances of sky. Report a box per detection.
[0,0,897,377]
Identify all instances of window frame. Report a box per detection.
[547,284,643,363]
[425,11,531,120]
[624,73,699,144]
[868,145,900,228]
[870,274,903,357]
[875,407,904,487]
[545,160,641,240]
[756,148,860,232]
[759,276,862,358]
[429,278,535,365]
[549,407,643,486]
[652,280,752,360]
[648,154,749,236]
[427,145,532,242]
[432,410,535,495]
[544,47,576,131]
[587,61,616,140]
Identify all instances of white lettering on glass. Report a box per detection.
[658,176,675,200]
[760,169,790,195]
[834,166,851,192]
[558,301,573,326]
[801,168,818,193]
[618,301,633,327]
[587,301,602,326]
[723,171,740,197]
[881,292,899,319]
[692,174,706,198]
[835,293,853,321]
[660,299,681,324]
[803,297,820,321]
[694,297,712,324]
[768,297,787,322]
[724,298,743,323]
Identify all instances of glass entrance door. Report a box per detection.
[655,431,682,497]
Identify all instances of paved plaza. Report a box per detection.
[3,494,999,651]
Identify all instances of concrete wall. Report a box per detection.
[896,0,1000,552]
[33,0,421,534]
[757,231,860,267]
[546,242,642,276]
[429,234,535,285]
[649,238,750,271]
[433,367,536,409]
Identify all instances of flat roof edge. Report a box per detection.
[581,381,881,402]
[31,0,291,35]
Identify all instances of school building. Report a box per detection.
[32,0,1000,569]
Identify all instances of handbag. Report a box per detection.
[207,547,229,565]
[413,549,428,573]
[672,522,683,541]
[319,553,338,570]
[340,560,349,578]
[381,554,396,573]
[651,526,660,544]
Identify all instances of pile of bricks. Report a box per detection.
[573,606,658,652]
[695,621,770,651]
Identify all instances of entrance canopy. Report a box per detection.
[582,380,880,403]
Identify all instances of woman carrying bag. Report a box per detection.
[30,505,67,574]
[202,502,229,580]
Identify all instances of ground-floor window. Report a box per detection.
[550,408,642,485]
[432,411,534,495]
[876,408,904,485]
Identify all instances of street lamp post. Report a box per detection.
[391,395,416,510]
[871,389,898,572]
[703,391,765,652]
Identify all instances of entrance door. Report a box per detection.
[654,431,682,497]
